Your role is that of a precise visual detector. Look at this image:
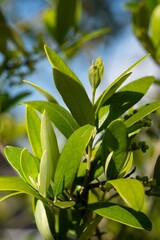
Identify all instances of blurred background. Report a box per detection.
[1,0,160,239]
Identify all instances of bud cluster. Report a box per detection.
[88,57,104,90]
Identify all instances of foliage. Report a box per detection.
[1,45,160,239]
[126,0,160,65]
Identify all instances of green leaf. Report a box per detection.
[24,101,79,138]
[38,150,52,198]
[34,200,55,240]
[118,152,133,178]
[26,106,42,159]
[77,215,102,240]
[106,179,145,211]
[44,45,95,126]
[89,202,152,231]
[125,100,160,129]
[20,148,39,189]
[95,54,150,113]
[153,155,160,181]
[100,76,154,128]
[0,177,40,199]
[0,192,23,202]
[55,0,81,44]
[41,111,59,179]
[23,80,58,103]
[64,27,109,58]
[102,120,128,179]
[53,124,95,196]
[151,4,160,47]
[4,146,24,178]
[53,200,75,209]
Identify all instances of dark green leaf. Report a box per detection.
[102,120,128,179]
[44,45,95,126]
[89,202,152,231]
[100,76,154,128]
[153,155,160,181]
[53,124,95,196]
[24,101,79,138]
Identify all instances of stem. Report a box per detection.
[92,88,96,105]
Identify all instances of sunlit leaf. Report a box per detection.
[4,146,24,178]
[24,101,79,138]
[20,148,39,189]
[26,105,42,159]
[125,100,160,129]
[89,202,152,230]
[34,200,55,240]
[41,111,59,180]
[106,179,144,211]
[23,80,58,103]
[53,124,95,196]
[0,177,40,199]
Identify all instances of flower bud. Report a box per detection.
[88,57,104,90]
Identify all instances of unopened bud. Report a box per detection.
[88,57,104,90]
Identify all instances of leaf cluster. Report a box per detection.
[1,45,160,239]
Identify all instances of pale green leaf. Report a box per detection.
[20,148,39,189]
[4,146,24,178]
[151,4,160,47]
[89,202,152,231]
[35,200,55,240]
[53,124,95,196]
[41,111,59,179]
[107,179,145,211]
[24,101,79,138]
[0,177,40,199]
[23,80,58,103]
[38,150,52,198]
[26,105,42,159]
[118,152,133,178]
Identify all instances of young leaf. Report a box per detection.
[25,101,79,138]
[0,177,40,199]
[34,200,55,240]
[53,124,95,197]
[95,54,150,113]
[125,100,160,129]
[100,76,154,128]
[41,111,59,179]
[44,45,95,126]
[106,179,145,211]
[38,150,52,198]
[53,200,75,209]
[102,120,128,179]
[26,106,42,159]
[88,202,152,231]
[20,148,39,189]
[118,152,133,178]
[23,80,58,103]
[4,146,24,178]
